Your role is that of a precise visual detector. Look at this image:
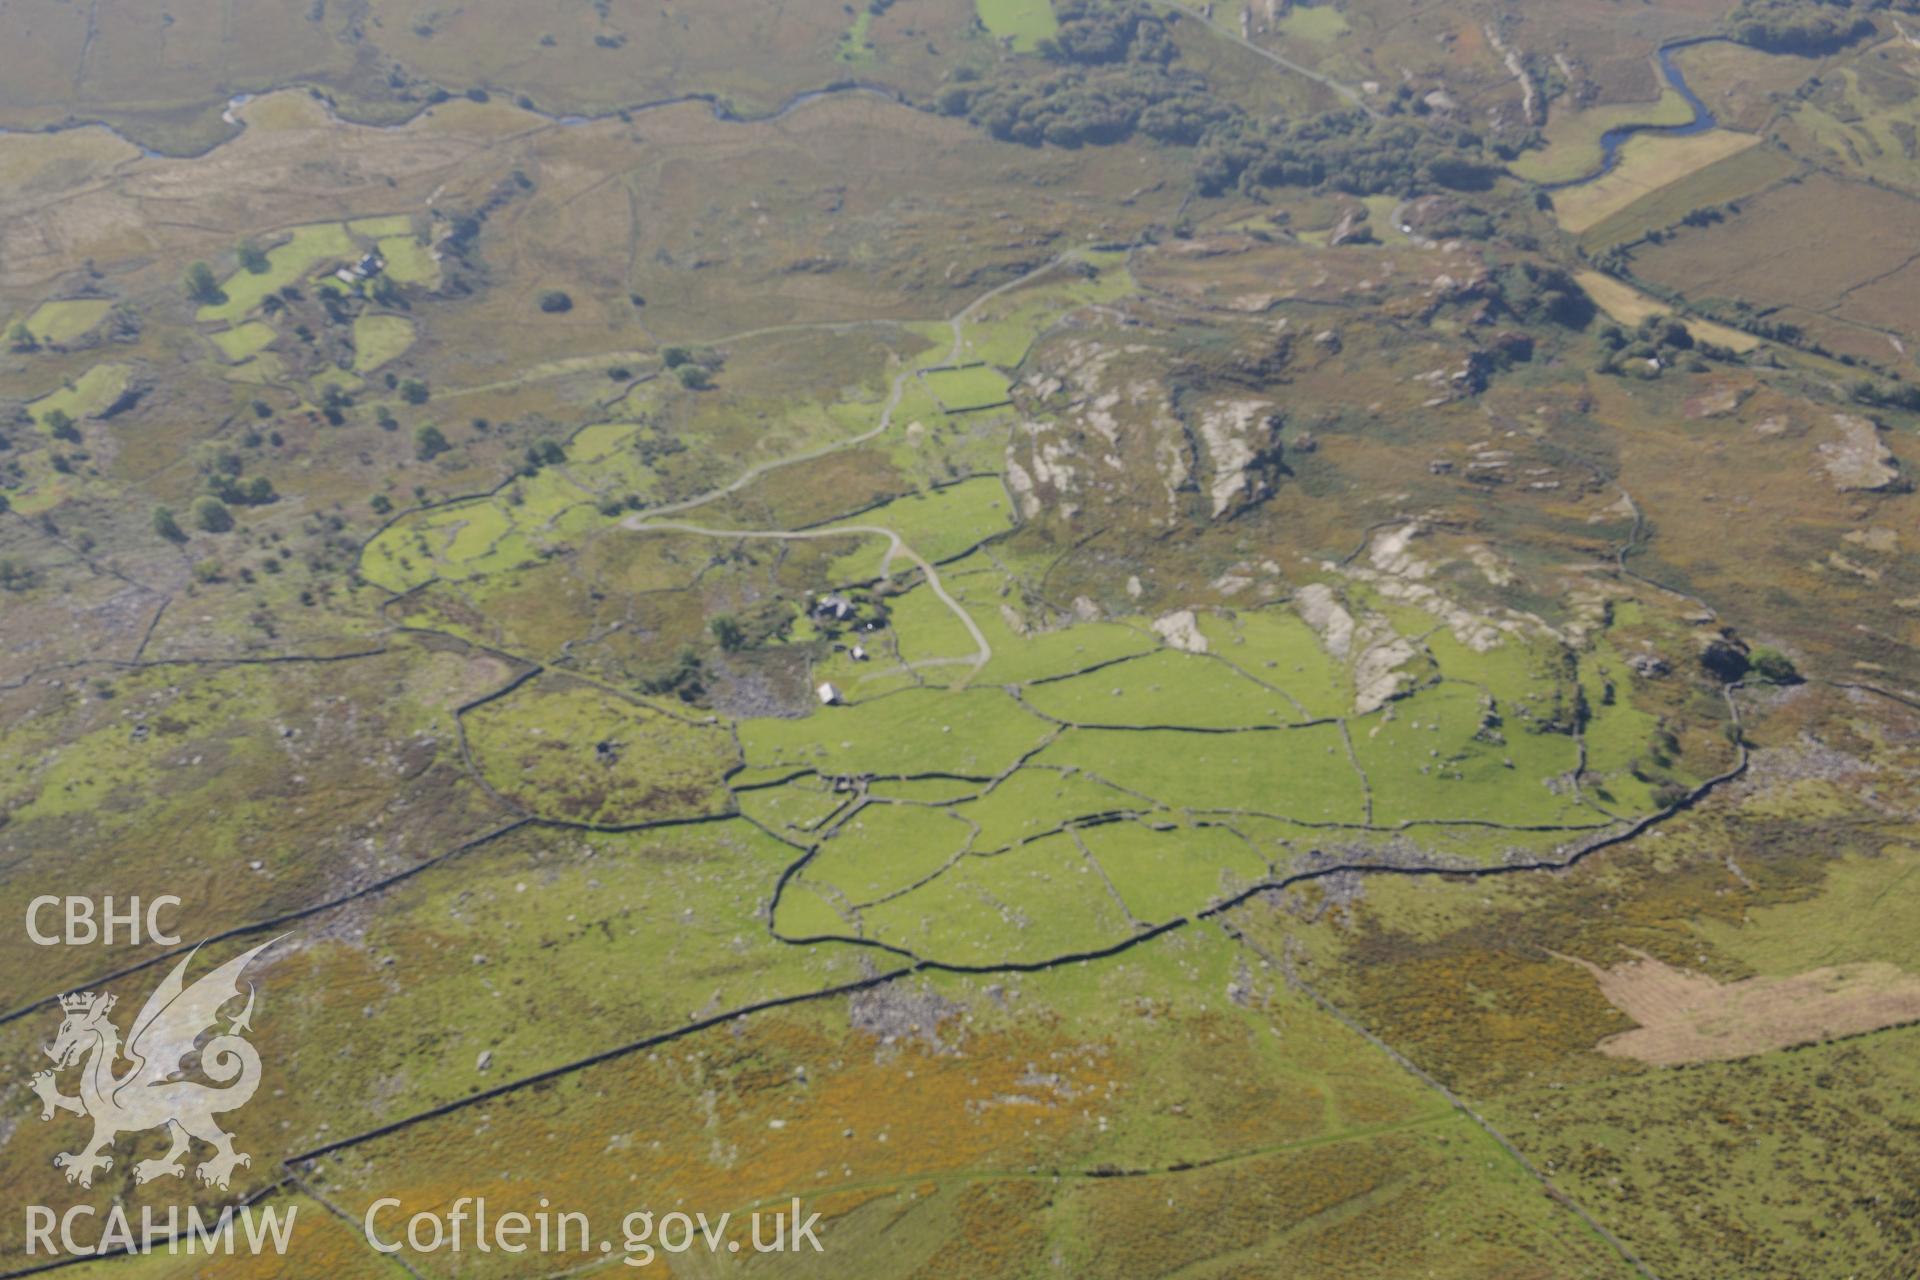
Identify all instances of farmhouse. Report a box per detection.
[815,682,843,706]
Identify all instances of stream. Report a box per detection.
[1545,36,1723,190]
[0,81,909,163]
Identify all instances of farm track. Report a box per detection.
[630,518,994,682]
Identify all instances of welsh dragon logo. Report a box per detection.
[30,938,280,1191]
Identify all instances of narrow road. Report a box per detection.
[624,518,993,684]
[1167,2,1378,115]
[634,250,1076,522]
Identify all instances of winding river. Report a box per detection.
[0,80,910,163]
[1545,36,1724,190]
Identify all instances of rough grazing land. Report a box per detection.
[1,2,1918,1276]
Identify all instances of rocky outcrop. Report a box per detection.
[1192,399,1287,518]
[1151,609,1209,654]
[1007,339,1286,527]
[1818,413,1901,491]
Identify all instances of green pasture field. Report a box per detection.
[1278,5,1351,43]
[1197,607,1355,720]
[922,363,1015,411]
[1035,721,1367,822]
[954,766,1142,851]
[27,363,133,430]
[21,299,111,345]
[209,321,277,361]
[378,235,440,286]
[1024,648,1302,728]
[883,577,990,681]
[198,223,357,324]
[352,313,416,371]
[801,800,973,904]
[740,685,1056,778]
[348,214,415,238]
[837,7,876,63]
[858,827,1139,964]
[978,0,1059,52]
[1352,682,1588,828]
[736,775,851,840]
[1081,819,1270,920]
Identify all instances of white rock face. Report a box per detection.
[1195,398,1276,517]
[1005,340,1280,526]
[1819,413,1900,491]
[1152,609,1209,654]
[1294,583,1356,659]
[1353,637,1419,715]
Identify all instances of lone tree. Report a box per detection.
[236,240,271,274]
[414,424,450,461]
[538,289,573,314]
[185,261,224,305]
[153,506,186,543]
[399,378,430,405]
[674,364,712,390]
[7,320,36,352]
[192,496,234,533]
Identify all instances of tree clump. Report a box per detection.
[1194,113,1501,198]
[940,0,1497,199]
[1594,311,1742,378]
[1489,262,1596,329]
[1727,0,1886,52]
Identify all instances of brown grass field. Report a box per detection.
[1626,171,1920,338]
[1564,950,1920,1064]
